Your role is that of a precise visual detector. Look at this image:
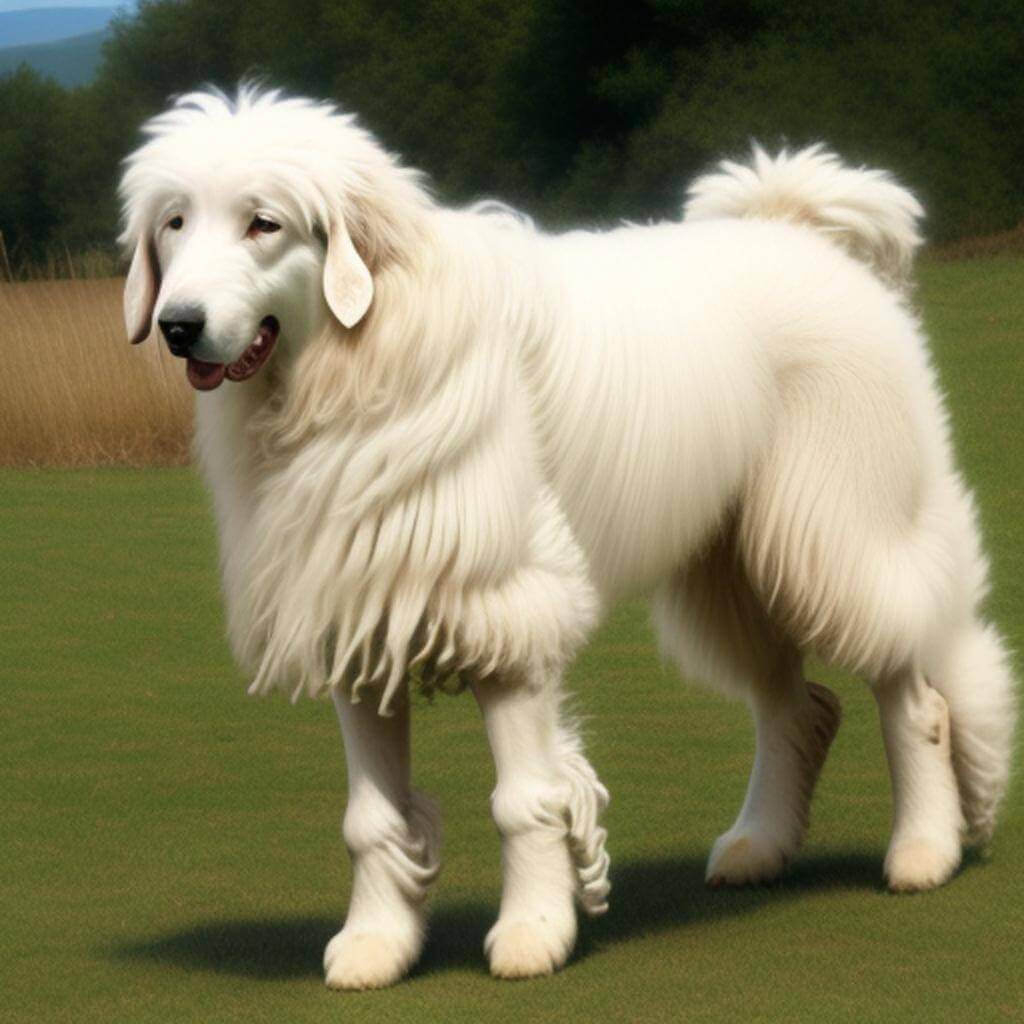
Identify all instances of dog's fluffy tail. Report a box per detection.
[684,144,923,291]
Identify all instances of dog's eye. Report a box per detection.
[248,215,281,237]
[167,215,184,231]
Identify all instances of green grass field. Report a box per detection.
[3,256,1022,1022]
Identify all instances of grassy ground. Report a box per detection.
[2,256,1022,1022]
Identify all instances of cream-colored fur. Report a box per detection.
[120,87,1016,988]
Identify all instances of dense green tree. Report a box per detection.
[559,0,1024,236]
[0,67,68,266]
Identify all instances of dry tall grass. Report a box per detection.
[0,278,192,466]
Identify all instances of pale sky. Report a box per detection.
[0,2,136,12]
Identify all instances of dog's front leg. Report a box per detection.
[474,673,610,979]
[324,687,442,990]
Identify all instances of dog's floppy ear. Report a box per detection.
[124,238,160,345]
[323,214,373,329]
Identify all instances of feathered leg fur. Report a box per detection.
[473,673,610,979]
[324,689,442,990]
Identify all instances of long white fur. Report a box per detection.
[120,86,1017,988]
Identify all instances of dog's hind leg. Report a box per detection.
[707,661,842,886]
[654,533,842,886]
[873,666,963,891]
[731,342,1017,888]
[926,618,1016,848]
[473,672,610,979]
[324,687,441,990]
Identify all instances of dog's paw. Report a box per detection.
[885,838,960,893]
[706,829,791,887]
[323,926,420,991]
[485,914,576,980]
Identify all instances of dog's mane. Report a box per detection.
[230,205,596,710]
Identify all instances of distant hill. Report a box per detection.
[0,6,116,47]
[0,26,107,86]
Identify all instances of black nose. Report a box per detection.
[158,308,206,357]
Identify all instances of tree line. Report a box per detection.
[2,0,1023,271]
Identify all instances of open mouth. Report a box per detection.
[186,316,280,392]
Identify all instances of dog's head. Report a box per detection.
[119,86,427,391]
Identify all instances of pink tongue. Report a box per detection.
[186,358,227,391]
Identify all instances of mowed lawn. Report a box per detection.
[2,256,1022,1023]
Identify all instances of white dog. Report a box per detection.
[120,86,1016,989]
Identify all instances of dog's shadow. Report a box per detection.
[111,850,904,981]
